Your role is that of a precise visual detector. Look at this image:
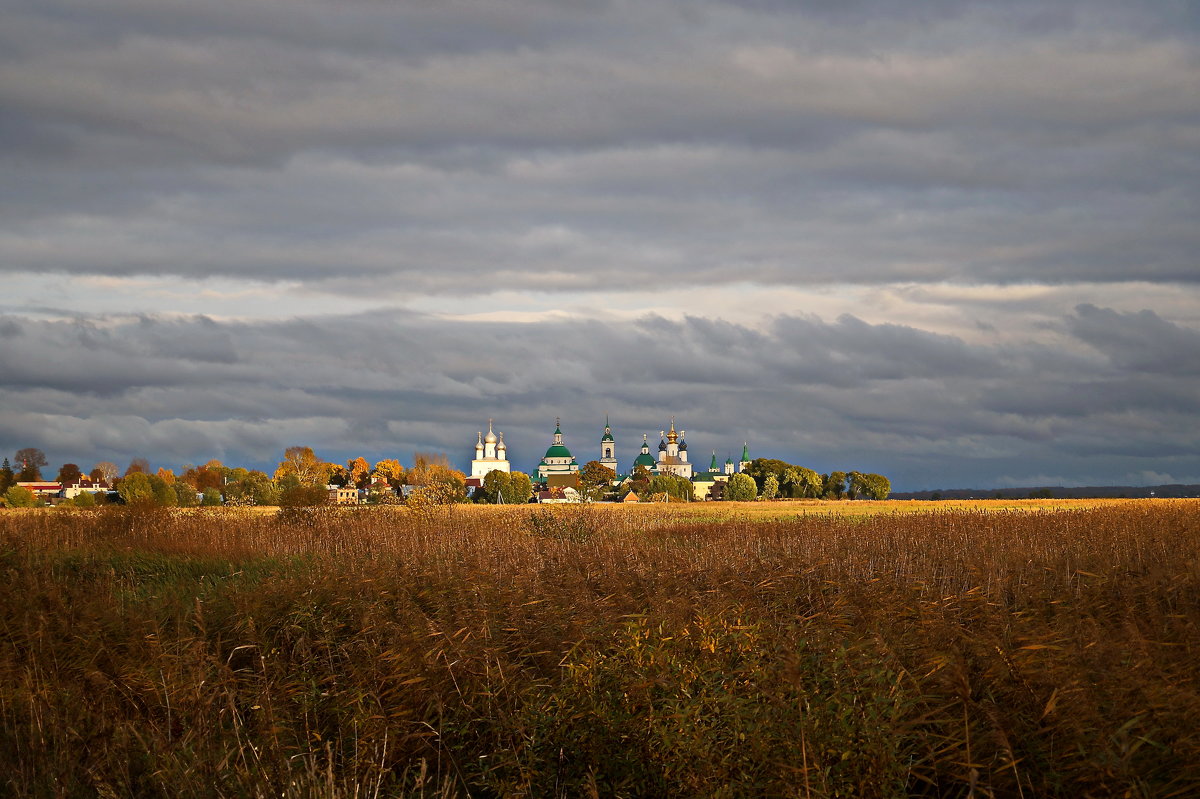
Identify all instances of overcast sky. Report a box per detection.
[2,0,1198,490]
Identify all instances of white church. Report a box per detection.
[470,419,510,478]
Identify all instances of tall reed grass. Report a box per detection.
[1,501,1197,797]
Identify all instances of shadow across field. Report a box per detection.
[1,501,1198,797]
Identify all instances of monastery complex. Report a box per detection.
[470,417,752,498]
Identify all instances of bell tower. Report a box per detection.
[600,415,618,471]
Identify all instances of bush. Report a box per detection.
[3,485,37,508]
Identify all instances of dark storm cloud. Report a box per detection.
[2,0,1198,289]
[1068,305,1200,375]
[1,305,1196,489]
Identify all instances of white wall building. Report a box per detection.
[470,419,511,478]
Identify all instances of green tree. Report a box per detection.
[0,458,13,494]
[794,467,824,498]
[823,471,848,500]
[225,470,279,506]
[72,491,97,508]
[579,460,617,502]
[482,469,512,504]
[743,458,790,493]
[200,487,223,506]
[724,473,757,502]
[505,472,534,505]
[118,472,154,505]
[862,473,891,500]
[781,468,802,498]
[15,448,46,481]
[645,474,693,502]
[761,474,779,500]
[148,474,177,506]
[173,482,198,507]
[4,485,37,507]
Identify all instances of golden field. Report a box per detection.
[1,499,1198,797]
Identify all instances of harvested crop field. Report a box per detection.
[2,500,1198,797]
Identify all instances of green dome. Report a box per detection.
[634,452,656,468]
[544,444,573,459]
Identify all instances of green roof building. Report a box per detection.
[537,418,579,481]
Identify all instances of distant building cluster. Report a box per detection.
[469,417,752,501]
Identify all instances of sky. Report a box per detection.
[1,0,1198,491]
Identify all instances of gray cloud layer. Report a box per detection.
[3,0,1198,291]
[1,306,1196,489]
[2,1,1198,488]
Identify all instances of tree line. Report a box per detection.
[1,446,890,508]
[0,446,516,508]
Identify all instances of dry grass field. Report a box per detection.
[2,500,1198,797]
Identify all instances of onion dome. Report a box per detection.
[710,451,719,471]
[544,443,572,459]
[658,438,667,451]
[602,414,615,442]
[484,418,497,444]
[679,431,687,451]
[497,432,506,451]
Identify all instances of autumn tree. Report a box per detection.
[56,463,83,485]
[327,463,351,487]
[124,457,150,476]
[347,457,371,490]
[627,464,652,498]
[579,460,617,502]
[92,462,119,482]
[156,467,176,485]
[274,446,330,487]
[15,448,46,481]
[373,459,405,487]
[182,461,226,493]
[406,452,466,501]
